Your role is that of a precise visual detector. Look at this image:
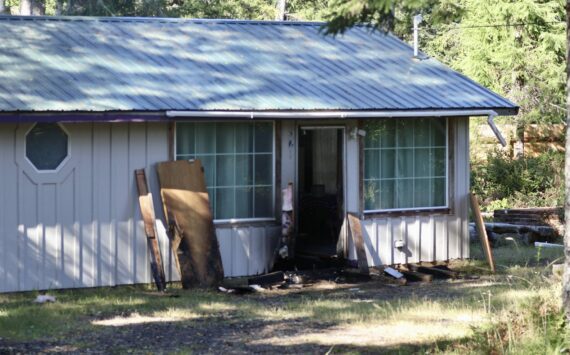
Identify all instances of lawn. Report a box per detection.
[0,244,568,354]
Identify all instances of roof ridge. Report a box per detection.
[0,15,329,26]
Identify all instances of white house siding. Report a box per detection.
[356,117,471,265]
[217,225,281,277]
[0,121,280,293]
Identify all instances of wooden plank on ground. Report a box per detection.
[156,160,224,288]
[409,264,455,279]
[469,192,496,273]
[347,212,369,275]
[135,169,166,292]
[248,271,286,287]
[397,268,433,282]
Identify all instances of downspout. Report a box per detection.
[166,109,507,146]
[486,111,507,147]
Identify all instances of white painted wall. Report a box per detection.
[0,117,469,293]
[0,122,280,293]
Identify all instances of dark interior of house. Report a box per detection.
[296,128,344,263]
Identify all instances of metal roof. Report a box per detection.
[0,16,518,115]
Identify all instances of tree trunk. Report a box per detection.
[32,0,45,15]
[275,0,286,21]
[514,120,525,158]
[55,0,63,15]
[19,0,32,15]
[563,0,570,321]
[512,26,525,159]
[65,0,73,15]
[0,0,9,14]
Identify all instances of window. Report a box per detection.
[176,122,274,220]
[26,123,69,171]
[363,118,447,211]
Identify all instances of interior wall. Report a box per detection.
[311,129,338,194]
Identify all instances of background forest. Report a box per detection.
[1,0,566,209]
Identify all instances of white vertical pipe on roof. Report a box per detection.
[413,14,423,58]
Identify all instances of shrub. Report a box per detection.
[471,150,564,210]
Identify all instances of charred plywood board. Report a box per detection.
[156,160,224,288]
[135,169,167,292]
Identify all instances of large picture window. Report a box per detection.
[176,122,274,220]
[364,118,447,211]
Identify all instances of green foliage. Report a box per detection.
[169,0,276,20]
[471,150,564,210]
[323,0,435,35]
[5,0,331,21]
[286,0,328,21]
[425,0,566,124]
[323,0,566,125]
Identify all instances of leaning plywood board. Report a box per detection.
[156,160,224,288]
[469,192,496,273]
[347,213,369,275]
[135,169,166,291]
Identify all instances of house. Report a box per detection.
[0,15,517,293]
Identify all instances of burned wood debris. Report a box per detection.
[135,169,167,292]
[216,262,476,294]
[133,160,476,295]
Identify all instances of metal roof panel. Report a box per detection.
[0,16,518,114]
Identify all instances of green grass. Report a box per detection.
[0,244,568,353]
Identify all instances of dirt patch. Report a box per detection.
[0,269,493,354]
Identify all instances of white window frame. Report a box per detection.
[174,121,276,223]
[25,122,71,173]
[363,117,449,213]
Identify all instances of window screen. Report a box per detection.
[364,118,447,211]
[26,123,69,171]
[176,122,274,220]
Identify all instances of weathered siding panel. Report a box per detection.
[145,122,177,282]
[345,120,360,214]
[420,216,435,262]
[457,118,470,259]
[280,120,296,190]
[59,169,75,289]
[93,123,114,287]
[217,225,280,277]
[407,217,420,264]
[0,125,19,292]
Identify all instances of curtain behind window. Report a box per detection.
[364,118,447,211]
[176,122,274,220]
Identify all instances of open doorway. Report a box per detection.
[296,126,345,260]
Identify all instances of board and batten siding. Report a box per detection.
[0,122,279,293]
[353,117,471,265]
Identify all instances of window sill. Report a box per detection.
[363,208,451,219]
[213,218,278,228]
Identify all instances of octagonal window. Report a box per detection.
[26,123,68,171]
